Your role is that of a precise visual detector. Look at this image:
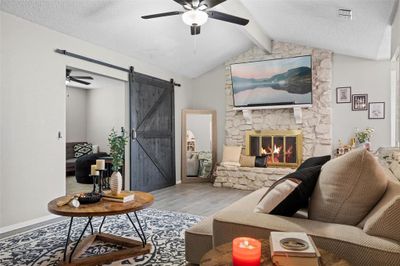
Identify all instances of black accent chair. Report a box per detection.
[75,152,108,184]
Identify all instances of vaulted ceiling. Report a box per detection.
[0,0,397,78]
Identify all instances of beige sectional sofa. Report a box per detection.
[185,178,400,265]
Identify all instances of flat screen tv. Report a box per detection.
[230,55,312,108]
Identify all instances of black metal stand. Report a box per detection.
[63,216,93,263]
[98,171,103,194]
[62,212,147,262]
[63,217,74,262]
[126,212,147,247]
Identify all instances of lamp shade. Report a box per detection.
[182,10,208,26]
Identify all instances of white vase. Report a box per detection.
[358,141,371,151]
[110,171,122,195]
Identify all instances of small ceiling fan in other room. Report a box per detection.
[66,69,93,85]
[141,0,249,35]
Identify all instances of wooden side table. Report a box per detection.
[200,239,351,266]
[48,191,154,266]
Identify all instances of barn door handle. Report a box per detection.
[131,128,137,141]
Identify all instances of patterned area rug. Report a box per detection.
[0,208,203,265]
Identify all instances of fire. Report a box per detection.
[261,148,267,155]
[267,145,281,155]
[262,144,294,164]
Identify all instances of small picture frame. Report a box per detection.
[369,102,385,119]
[352,94,368,111]
[336,87,351,103]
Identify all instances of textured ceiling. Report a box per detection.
[240,0,396,60]
[0,0,253,78]
[0,0,397,78]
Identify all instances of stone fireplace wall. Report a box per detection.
[224,42,333,159]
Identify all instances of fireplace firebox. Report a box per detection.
[245,130,303,168]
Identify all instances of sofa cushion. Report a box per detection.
[358,180,400,228]
[255,166,321,216]
[309,148,388,225]
[363,196,400,242]
[239,155,255,167]
[185,216,213,264]
[221,145,242,167]
[297,155,331,170]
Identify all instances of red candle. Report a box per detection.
[232,237,261,266]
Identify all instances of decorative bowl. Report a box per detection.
[78,192,102,204]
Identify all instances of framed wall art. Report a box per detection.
[368,102,385,119]
[352,94,368,111]
[336,87,351,103]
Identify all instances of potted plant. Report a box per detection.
[108,128,128,195]
[355,127,374,151]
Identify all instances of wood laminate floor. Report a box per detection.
[151,182,252,217]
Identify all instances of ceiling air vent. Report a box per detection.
[338,8,352,20]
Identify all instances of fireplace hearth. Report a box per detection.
[245,130,303,168]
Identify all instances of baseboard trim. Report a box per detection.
[0,214,58,234]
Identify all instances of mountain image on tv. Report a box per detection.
[230,56,312,107]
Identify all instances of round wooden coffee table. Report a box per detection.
[48,191,154,266]
[200,239,350,266]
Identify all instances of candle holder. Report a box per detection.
[98,169,104,195]
[92,174,99,193]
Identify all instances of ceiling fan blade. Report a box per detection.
[71,76,93,80]
[207,10,249,26]
[201,0,226,8]
[191,25,201,35]
[69,77,91,85]
[173,0,190,6]
[142,11,183,19]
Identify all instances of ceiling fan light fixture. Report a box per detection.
[182,10,208,26]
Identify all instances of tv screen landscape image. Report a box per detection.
[230,55,312,108]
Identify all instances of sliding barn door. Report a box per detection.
[129,71,175,192]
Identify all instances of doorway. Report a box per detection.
[65,67,129,194]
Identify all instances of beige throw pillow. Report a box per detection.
[363,196,400,242]
[255,178,301,213]
[221,146,242,166]
[239,155,255,167]
[309,148,388,225]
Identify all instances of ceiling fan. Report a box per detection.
[141,0,249,35]
[66,69,93,85]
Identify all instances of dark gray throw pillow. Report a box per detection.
[255,156,268,167]
[256,165,322,216]
[297,155,331,170]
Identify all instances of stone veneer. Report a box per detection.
[214,165,294,190]
[214,41,333,190]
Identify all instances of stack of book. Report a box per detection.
[269,232,321,266]
[102,191,135,203]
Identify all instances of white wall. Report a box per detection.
[392,2,400,58]
[0,11,192,228]
[86,78,126,153]
[187,114,212,152]
[66,87,88,142]
[189,54,392,159]
[0,12,3,226]
[332,54,391,149]
[190,65,226,161]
